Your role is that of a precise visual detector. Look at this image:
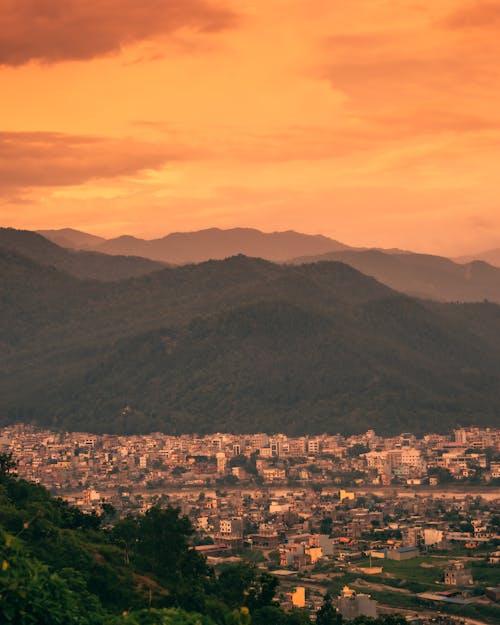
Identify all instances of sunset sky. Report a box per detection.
[1,0,500,255]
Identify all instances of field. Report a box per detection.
[295,555,500,624]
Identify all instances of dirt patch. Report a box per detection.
[354,578,411,594]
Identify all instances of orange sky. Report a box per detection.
[1,0,500,255]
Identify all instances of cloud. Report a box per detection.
[0,0,237,66]
[443,1,500,28]
[319,16,500,131]
[323,54,493,104]
[0,131,188,189]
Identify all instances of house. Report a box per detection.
[386,546,419,561]
[444,561,473,586]
[338,586,377,620]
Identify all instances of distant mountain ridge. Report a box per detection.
[455,248,500,268]
[18,226,500,302]
[37,227,107,249]
[291,249,500,303]
[39,226,352,264]
[0,228,165,281]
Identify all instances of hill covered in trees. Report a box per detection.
[0,228,165,281]
[2,248,500,435]
[0,460,409,625]
[291,249,500,303]
[0,457,292,624]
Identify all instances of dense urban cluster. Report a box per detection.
[2,425,498,513]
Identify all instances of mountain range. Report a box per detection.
[7,226,499,304]
[2,237,500,435]
[39,227,350,264]
[40,226,500,269]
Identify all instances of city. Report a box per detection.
[2,425,499,623]
[3,1,500,623]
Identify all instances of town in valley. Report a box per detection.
[2,424,499,624]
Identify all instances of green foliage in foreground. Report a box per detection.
[0,468,413,625]
[106,608,219,625]
[0,470,291,624]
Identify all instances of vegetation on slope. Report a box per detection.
[291,249,500,303]
[0,457,409,625]
[2,249,500,435]
[0,228,165,281]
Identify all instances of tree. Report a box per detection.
[347,444,369,458]
[0,533,103,625]
[246,572,279,611]
[316,593,342,625]
[107,607,218,625]
[217,564,257,609]
[172,466,187,477]
[320,517,333,535]
[0,452,17,479]
[112,514,139,565]
[128,505,211,611]
[428,467,453,484]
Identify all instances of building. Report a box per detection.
[219,518,243,537]
[338,586,377,620]
[250,527,280,550]
[387,546,419,561]
[288,587,306,608]
[216,452,227,474]
[339,489,355,502]
[485,587,500,602]
[424,528,444,547]
[262,468,286,482]
[307,438,321,454]
[444,561,473,586]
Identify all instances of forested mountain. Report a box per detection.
[290,250,500,303]
[0,228,165,280]
[40,227,351,263]
[1,249,500,435]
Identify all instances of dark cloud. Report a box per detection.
[0,131,187,189]
[0,0,237,66]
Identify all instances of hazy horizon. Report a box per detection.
[1,223,498,258]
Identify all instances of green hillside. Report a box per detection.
[0,460,299,624]
[0,460,411,625]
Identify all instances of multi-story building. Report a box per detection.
[338,586,377,620]
[444,562,473,586]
